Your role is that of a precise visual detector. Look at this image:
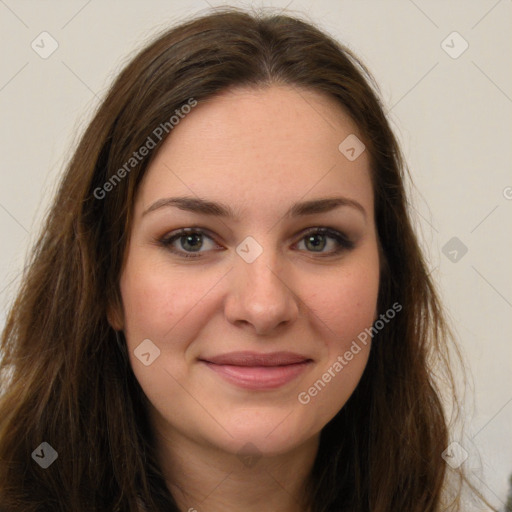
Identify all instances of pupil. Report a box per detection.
[182,234,202,251]
[306,234,325,252]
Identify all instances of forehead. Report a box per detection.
[136,85,373,220]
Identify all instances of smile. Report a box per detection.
[199,351,313,390]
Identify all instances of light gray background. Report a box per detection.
[1,0,511,508]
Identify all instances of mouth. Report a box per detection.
[199,351,313,390]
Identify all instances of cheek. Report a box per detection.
[294,251,379,413]
[306,257,380,349]
[119,255,206,342]
[118,255,208,399]
[293,271,378,428]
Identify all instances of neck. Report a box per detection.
[152,421,319,512]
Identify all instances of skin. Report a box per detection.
[109,85,380,512]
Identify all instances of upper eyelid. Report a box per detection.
[162,228,218,244]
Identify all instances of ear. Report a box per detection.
[107,298,124,331]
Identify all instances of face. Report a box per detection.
[110,85,380,458]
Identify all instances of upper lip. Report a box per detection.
[200,351,312,367]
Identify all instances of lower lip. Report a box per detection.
[202,361,312,390]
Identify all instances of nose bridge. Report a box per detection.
[225,234,298,333]
[237,236,287,301]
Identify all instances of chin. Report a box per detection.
[207,412,321,459]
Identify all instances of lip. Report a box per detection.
[199,351,313,390]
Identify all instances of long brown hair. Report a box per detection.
[0,6,493,511]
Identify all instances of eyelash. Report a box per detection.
[157,227,354,259]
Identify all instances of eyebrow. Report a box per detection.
[142,196,366,219]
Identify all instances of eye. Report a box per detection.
[294,227,354,256]
[157,226,354,259]
[158,228,221,258]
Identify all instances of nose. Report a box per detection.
[224,247,300,336]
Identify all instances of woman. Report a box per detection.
[0,7,493,512]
